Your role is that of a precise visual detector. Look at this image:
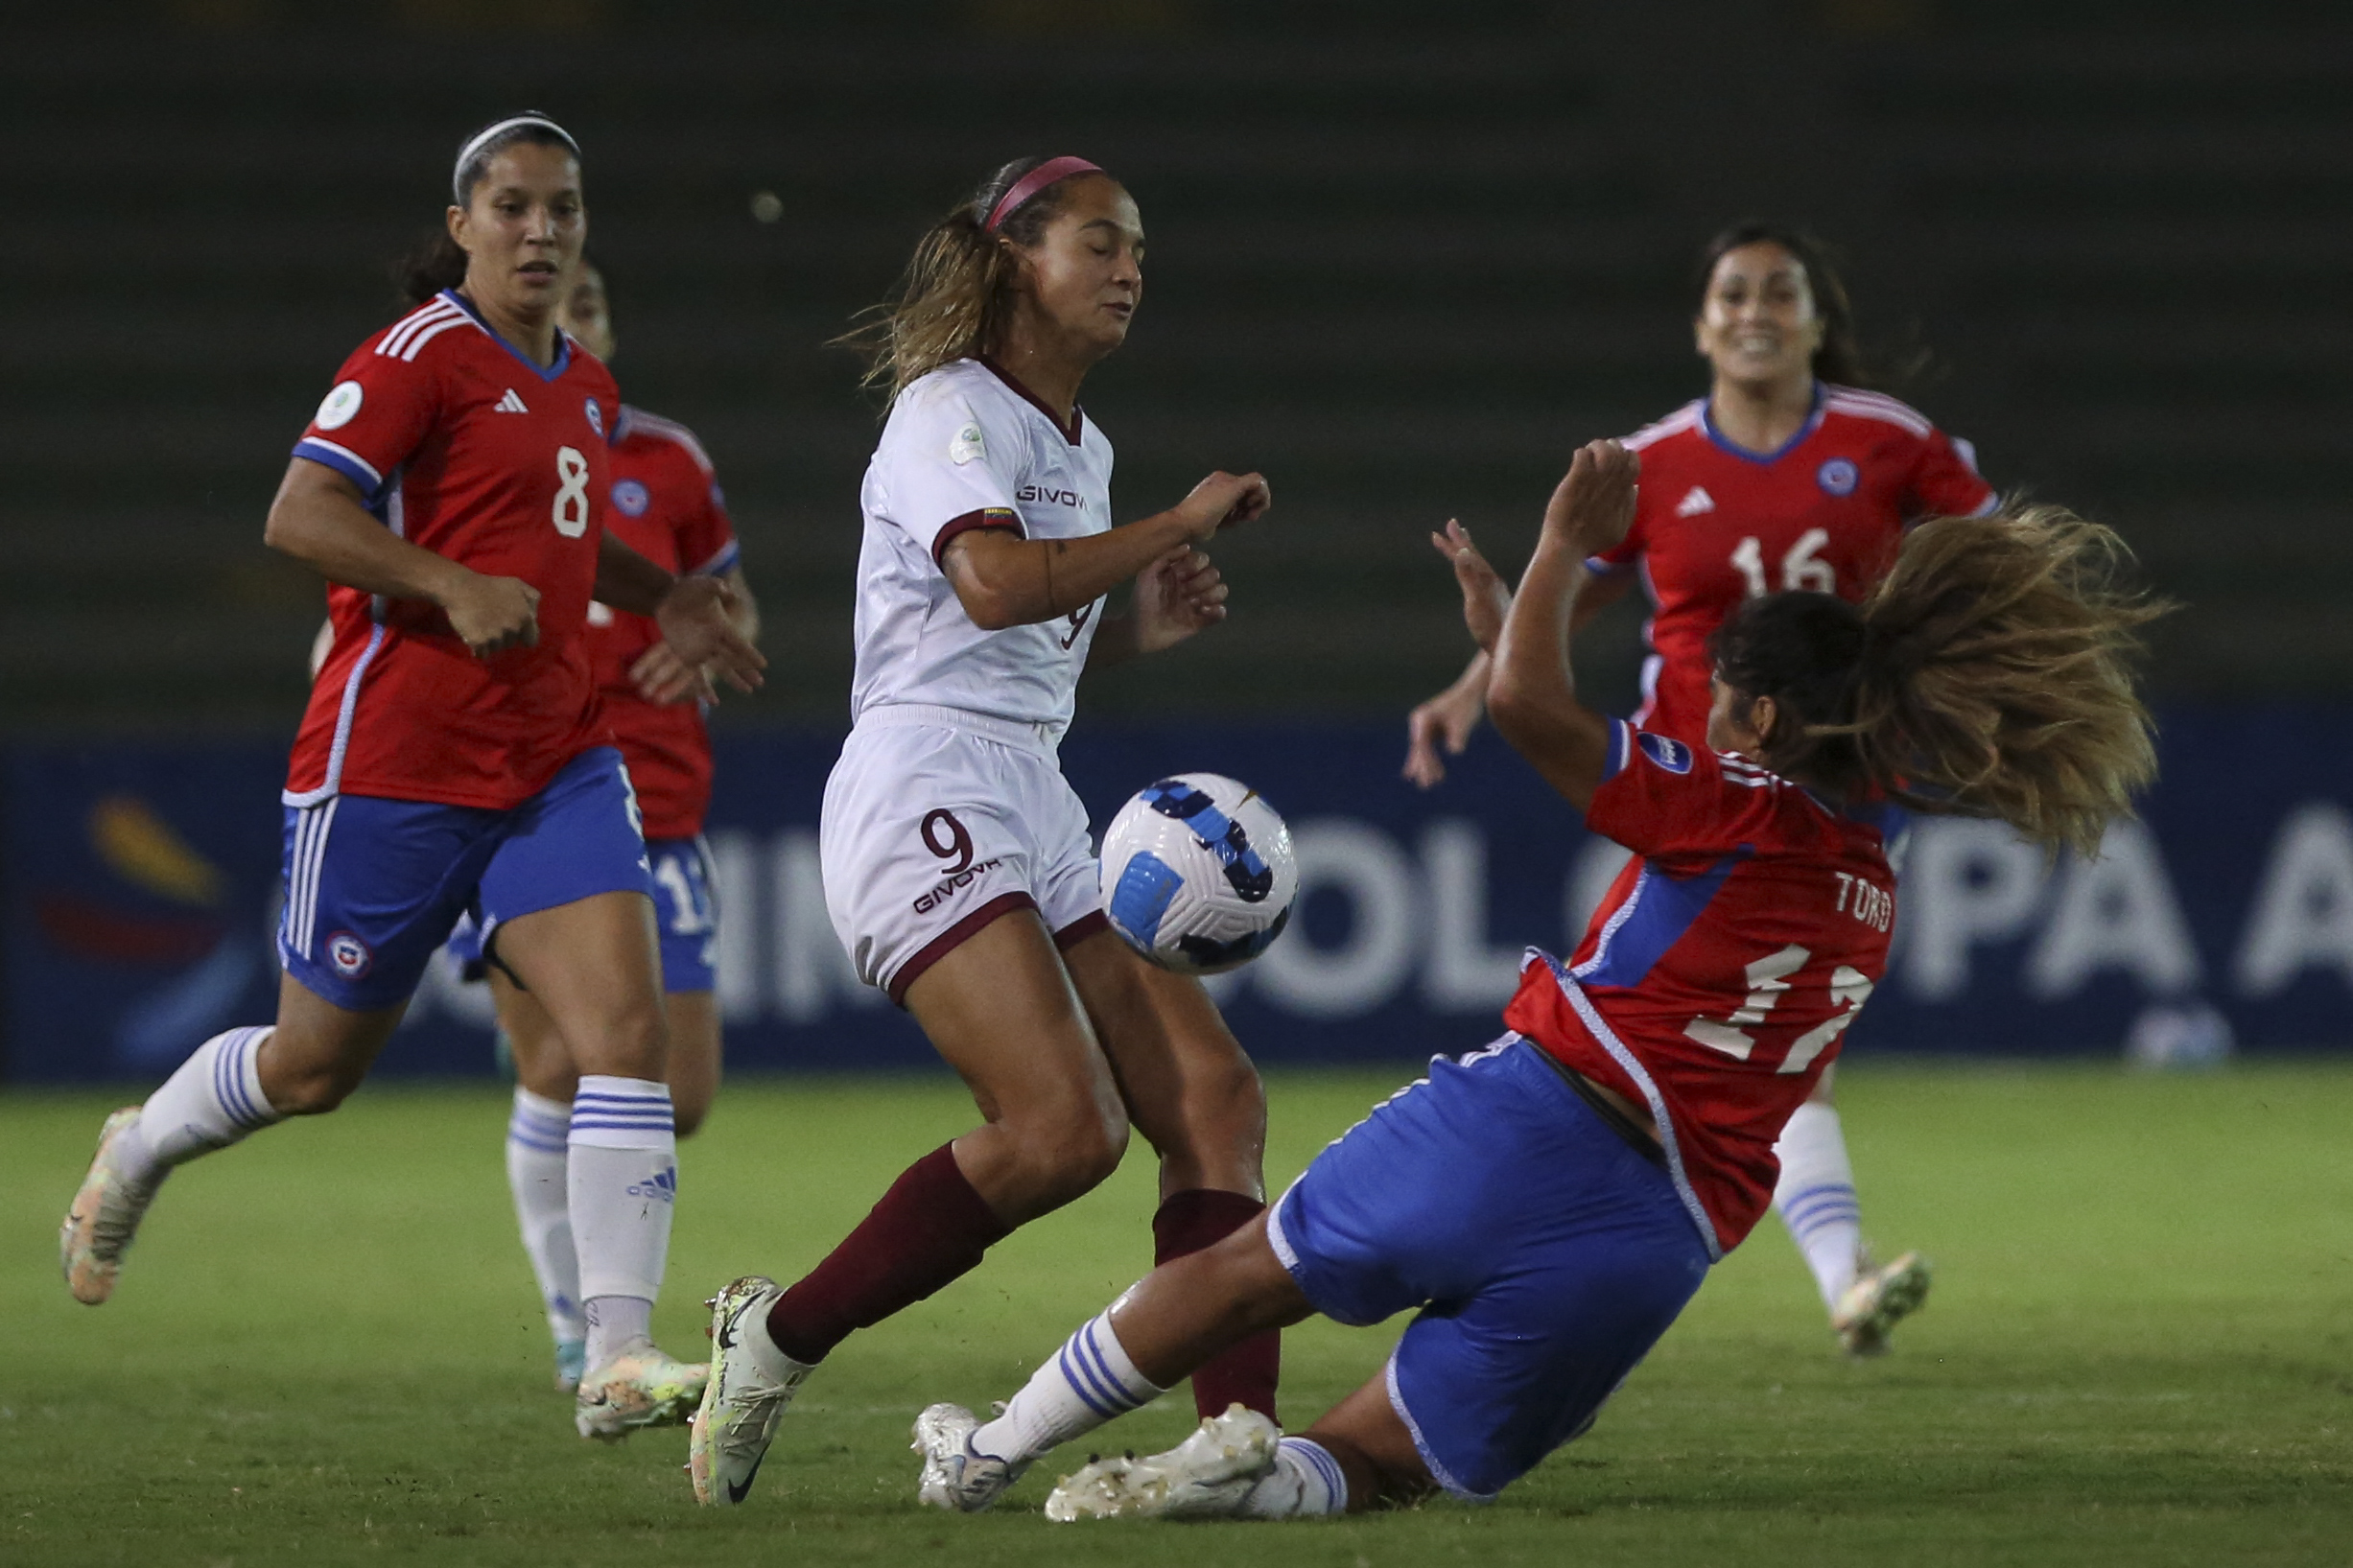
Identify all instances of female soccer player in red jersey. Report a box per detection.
[457,262,762,1392]
[689,155,1278,1507]
[1405,224,1993,1353]
[59,115,764,1443]
[912,440,2160,1519]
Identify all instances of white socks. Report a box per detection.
[119,1026,284,1189]
[1235,1438,1349,1517]
[584,1295,653,1369]
[567,1075,676,1367]
[506,1088,584,1346]
[1773,1100,1866,1310]
[972,1310,1165,1463]
[973,1309,1348,1517]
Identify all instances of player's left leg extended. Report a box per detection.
[1062,929,1278,1422]
[491,849,722,1395]
[478,747,705,1439]
[921,1038,1711,1518]
[1770,1065,1931,1354]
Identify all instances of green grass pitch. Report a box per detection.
[6,1061,2350,1566]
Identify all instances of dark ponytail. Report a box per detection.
[1696,222,1918,391]
[393,229,469,306]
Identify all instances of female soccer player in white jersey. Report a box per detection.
[910,441,2160,1520]
[1405,224,1993,1353]
[59,114,764,1442]
[689,154,1277,1507]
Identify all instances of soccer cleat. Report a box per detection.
[1834,1249,1933,1357]
[553,1337,588,1393]
[1045,1405,1281,1522]
[575,1343,709,1442]
[913,1401,1029,1513]
[688,1275,812,1506]
[60,1108,159,1306]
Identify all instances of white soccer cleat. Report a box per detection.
[1834,1249,1933,1357]
[574,1342,709,1442]
[913,1401,1029,1513]
[1044,1405,1281,1522]
[688,1275,812,1506]
[60,1107,159,1306]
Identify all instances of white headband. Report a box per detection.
[452,114,579,202]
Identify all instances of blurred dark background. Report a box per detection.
[5,0,2347,733]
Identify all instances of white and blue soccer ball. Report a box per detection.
[1098,773,1298,975]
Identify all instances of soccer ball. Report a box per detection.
[1098,773,1298,974]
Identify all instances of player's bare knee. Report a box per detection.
[1015,1099,1129,1203]
[266,1058,365,1116]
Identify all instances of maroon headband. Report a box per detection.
[983,155,1104,233]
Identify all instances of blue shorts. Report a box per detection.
[446,833,718,995]
[277,746,655,1013]
[1267,1038,1711,1500]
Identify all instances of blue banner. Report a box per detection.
[8,710,2350,1082]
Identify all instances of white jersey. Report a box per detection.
[849,358,1116,739]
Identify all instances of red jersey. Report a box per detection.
[1593,385,1995,744]
[1503,720,1898,1256]
[286,291,621,810]
[586,407,741,839]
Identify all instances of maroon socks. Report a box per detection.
[765,1142,1011,1365]
[759,1148,1282,1427]
[1154,1187,1282,1423]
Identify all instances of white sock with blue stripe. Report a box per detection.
[118,1026,284,1188]
[1772,1100,1866,1311]
[1233,1437,1349,1517]
[568,1075,676,1369]
[506,1088,584,1347]
[970,1309,1165,1463]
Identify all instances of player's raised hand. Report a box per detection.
[1132,544,1230,653]
[441,572,542,657]
[1541,440,1639,557]
[1171,471,1271,541]
[653,575,767,696]
[1432,519,1511,654]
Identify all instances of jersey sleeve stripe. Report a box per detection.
[690,539,741,576]
[376,299,462,359]
[622,408,718,475]
[1822,388,1932,437]
[1603,718,1632,781]
[929,506,1024,568]
[396,314,473,363]
[292,437,384,496]
[1621,401,1705,452]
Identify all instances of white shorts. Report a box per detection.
[820,705,1109,1004]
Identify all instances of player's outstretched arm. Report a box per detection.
[265,457,542,657]
[944,470,1268,632]
[1402,525,1636,789]
[1486,441,1639,812]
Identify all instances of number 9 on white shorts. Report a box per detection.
[819,711,1108,1006]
